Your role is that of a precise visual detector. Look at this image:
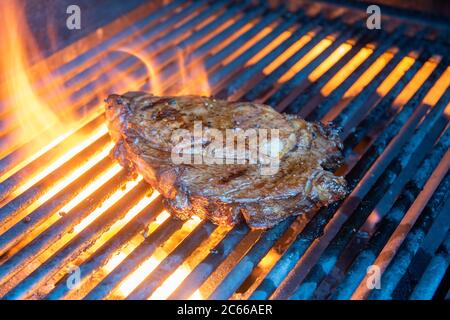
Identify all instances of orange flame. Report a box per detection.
[175,47,211,96]
[111,45,211,98]
[0,2,219,300]
[0,1,69,147]
[114,47,163,95]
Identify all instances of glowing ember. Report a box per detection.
[72,173,141,234]
[320,46,373,97]
[149,224,231,300]
[113,213,201,299]
[342,50,395,99]
[223,25,275,65]
[5,125,109,203]
[278,36,334,83]
[246,28,295,67]
[263,30,316,75]
[376,55,415,96]
[391,56,440,109]
[149,264,194,300]
[421,65,449,106]
[308,43,352,82]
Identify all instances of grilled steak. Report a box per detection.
[105,92,347,229]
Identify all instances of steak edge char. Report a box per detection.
[105,92,347,229]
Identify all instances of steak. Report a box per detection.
[105,92,347,229]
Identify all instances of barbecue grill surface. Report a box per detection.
[0,0,449,300]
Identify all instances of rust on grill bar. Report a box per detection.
[0,0,449,301]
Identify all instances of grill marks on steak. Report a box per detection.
[105,92,347,229]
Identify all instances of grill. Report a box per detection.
[0,0,449,300]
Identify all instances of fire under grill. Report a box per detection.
[0,0,449,300]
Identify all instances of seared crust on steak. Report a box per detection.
[105,92,347,229]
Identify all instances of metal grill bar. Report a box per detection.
[0,0,449,300]
[46,197,165,300]
[126,221,217,299]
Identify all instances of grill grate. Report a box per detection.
[0,0,449,300]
